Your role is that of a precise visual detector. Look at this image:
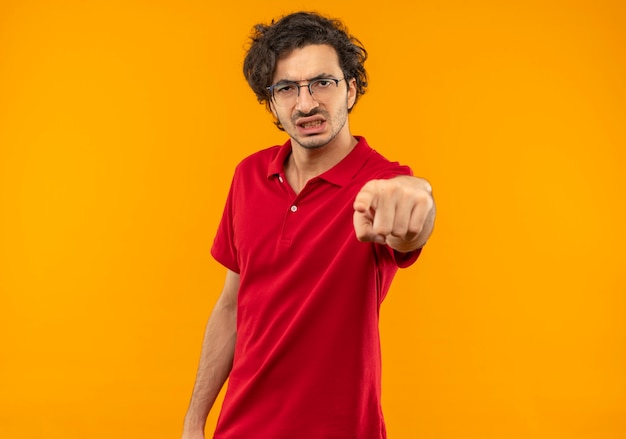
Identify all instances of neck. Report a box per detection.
[285,132,358,194]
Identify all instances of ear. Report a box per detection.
[268,100,283,130]
[347,77,357,110]
[268,98,277,117]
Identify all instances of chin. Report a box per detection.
[299,139,328,150]
[292,131,340,151]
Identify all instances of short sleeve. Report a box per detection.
[211,175,240,274]
[393,247,422,268]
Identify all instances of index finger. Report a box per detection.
[353,181,377,213]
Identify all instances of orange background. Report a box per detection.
[1,1,625,438]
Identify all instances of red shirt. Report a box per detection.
[211,136,420,438]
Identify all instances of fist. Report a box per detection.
[353,176,434,252]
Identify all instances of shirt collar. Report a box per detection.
[267,136,373,187]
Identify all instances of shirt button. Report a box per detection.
[278,176,284,183]
[290,205,298,213]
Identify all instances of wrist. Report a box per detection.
[183,412,207,433]
[385,236,423,253]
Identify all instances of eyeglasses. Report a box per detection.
[267,78,346,107]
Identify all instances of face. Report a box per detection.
[269,44,357,150]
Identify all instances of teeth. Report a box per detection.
[302,120,322,128]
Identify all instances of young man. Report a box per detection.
[182,11,435,439]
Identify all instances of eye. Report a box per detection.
[313,79,334,89]
[274,83,297,94]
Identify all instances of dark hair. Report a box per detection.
[243,11,368,128]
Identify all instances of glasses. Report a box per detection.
[267,78,346,107]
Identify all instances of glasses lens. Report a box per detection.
[310,79,337,95]
[272,83,297,106]
[271,78,341,106]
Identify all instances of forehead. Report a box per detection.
[272,44,341,82]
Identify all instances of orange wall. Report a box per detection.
[1,1,625,438]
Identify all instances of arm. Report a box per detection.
[182,269,240,439]
[353,175,436,253]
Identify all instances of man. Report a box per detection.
[182,11,435,439]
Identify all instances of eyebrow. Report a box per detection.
[273,73,341,85]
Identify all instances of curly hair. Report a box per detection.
[243,11,368,129]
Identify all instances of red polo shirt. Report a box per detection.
[211,136,420,439]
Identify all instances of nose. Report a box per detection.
[295,84,319,113]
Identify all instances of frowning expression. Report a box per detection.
[269,44,357,150]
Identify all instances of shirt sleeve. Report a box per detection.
[393,247,422,268]
[211,174,240,274]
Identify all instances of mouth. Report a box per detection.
[295,116,326,134]
[300,120,324,129]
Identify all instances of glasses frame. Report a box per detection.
[266,77,346,106]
